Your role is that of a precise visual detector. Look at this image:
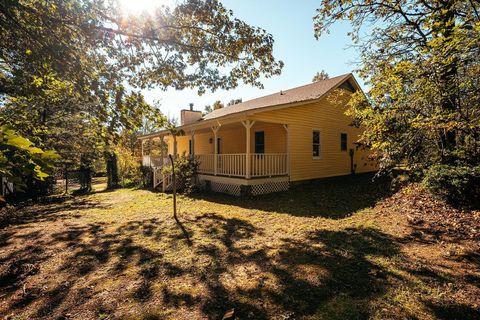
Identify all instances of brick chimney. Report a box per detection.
[180,103,202,126]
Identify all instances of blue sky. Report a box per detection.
[139,0,360,120]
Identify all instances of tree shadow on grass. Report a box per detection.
[186,214,402,319]
[2,209,478,319]
[425,301,480,320]
[1,212,403,319]
[1,196,110,228]
[190,173,393,219]
[262,228,401,319]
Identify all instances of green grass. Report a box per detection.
[0,174,478,319]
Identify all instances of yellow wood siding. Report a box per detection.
[250,122,287,153]
[163,90,376,182]
[168,122,287,155]
[193,132,214,154]
[250,92,376,181]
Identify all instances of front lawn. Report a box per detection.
[1,174,478,319]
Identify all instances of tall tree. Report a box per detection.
[213,100,224,110]
[312,70,329,82]
[227,98,242,106]
[0,0,283,192]
[314,1,480,175]
[203,104,213,115]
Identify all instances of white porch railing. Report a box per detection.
[217,154,246,177]
[197,153,287,178]
[250,153,288,177]
[142,155,169,167]
[196,154,215,175]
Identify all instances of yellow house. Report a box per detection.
[139,73,376,196]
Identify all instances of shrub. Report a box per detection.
[162,154,199,194]
[116,145,142,187]
[422,164,480,206]
[140,166,153,188]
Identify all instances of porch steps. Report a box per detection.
[153,166,174,191]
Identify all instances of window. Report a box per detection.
[189,140,192,155]
[341,133,347,151]
[217,138,221,154]
[255,131,265,154]
[312,130,320,157]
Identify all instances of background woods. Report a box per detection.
[315,0,480,204]
[0,0,283,198]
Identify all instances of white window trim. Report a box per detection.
[312,129,321,159]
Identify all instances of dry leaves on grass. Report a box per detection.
[377,184,480,242]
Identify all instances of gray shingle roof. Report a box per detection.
[202,73,353,120]
[137,73,356,139]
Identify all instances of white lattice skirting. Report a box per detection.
[210,181,242,196]
[201,175,290,197]
[164,179,184,192]
[251,180,289,196]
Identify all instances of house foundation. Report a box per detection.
[198,174,289,196]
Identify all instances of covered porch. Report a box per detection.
[196,153,288,178]
[140,118,291,195]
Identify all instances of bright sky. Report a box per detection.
[122,0,360,121]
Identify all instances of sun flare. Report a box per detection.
[120,0,174,15]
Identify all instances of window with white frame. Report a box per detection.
[312,130,321,158]
[255,131,265,154]
[340,133,347,151]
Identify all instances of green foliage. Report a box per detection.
[0,125,58,197]
[115,144,142,188]
[312,70,329,82]
[227,98,242,106]
[203,104,213,115]
[0,0,283,199]
[162,154,199,194]
[213,100,224,110]
[315,1,480,204]
[1,0,282,198]
[423,164,480,206]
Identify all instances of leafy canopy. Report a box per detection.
[312,70,329,82]
[0,0,283,191]
[0,126,58,194]
[315,0,480,173]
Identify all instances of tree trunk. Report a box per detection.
[437,1,458,162]
[105,151,119,189]
[79,154,92,192]
[169,154,178,222]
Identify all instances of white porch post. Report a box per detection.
[160,136,165,166]
[191,130,195,158]
[212,126,220,175]
[242,120,255,179]
[148,138,153,167]
[162,137,166,191]
[173,134,177,160]
[141,139,146,167]
[283,124,290,176]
